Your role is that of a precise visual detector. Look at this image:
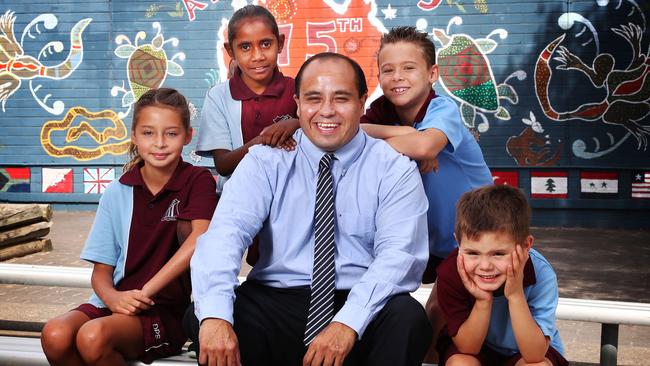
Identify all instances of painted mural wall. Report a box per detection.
[0,0,648,226]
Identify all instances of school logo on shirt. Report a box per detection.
[273,114,293,123]
[161,198,180,221]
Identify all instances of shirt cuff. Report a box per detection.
[332,302,373,339]
[194,294,235,325]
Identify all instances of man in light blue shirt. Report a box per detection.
[187,53,432,366]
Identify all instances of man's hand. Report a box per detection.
[457,255,492,302]
[418,158,439,174]
[106,289,153,315]
[504,245,529,301]
[198,318,241,366]
[302,322,356,366]
[260,118,300,148]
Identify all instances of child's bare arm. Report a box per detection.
[141,219,211,299]
[452,255,493,353]
[211,137,268,176]
[385,128,448,161]
[91,263,153,315]
[260,118,300,149]
[506,246,550,362]
[361,124,448,161]
[360,123,415,140]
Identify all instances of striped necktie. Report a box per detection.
[304,153,336,345]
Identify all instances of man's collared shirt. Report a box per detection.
[191,129,429,337]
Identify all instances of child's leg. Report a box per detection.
[76,313,144,366]
[514,359,553,366]
[446,354,481,366]
[41,310,90,366]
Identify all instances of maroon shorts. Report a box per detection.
[437,335,568,366]
[74,303,186,364]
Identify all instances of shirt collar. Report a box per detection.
[229,67,286,100]
[298,128,366,175]
[119,158,192,192]
[413,89,437,123]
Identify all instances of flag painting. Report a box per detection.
[631,171,650,199]
[84,168,114,194]
[531,171,568,199]
[580,172,618,198]
[491,171,519,187]
[42,168,73,193]
[0,167,30,192]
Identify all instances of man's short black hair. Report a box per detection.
[294,52,368,98]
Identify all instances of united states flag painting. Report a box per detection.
[84,168,115,194]
[631,171,650,199]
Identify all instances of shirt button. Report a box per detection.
[255,112,261,119]
[254,97,259,102]
[148,203,154,208]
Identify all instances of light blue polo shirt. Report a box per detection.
[415,95,493,258]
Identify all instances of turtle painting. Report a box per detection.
[111,22,185,119]
[432,16,525,133]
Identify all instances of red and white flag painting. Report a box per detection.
[531,171,567,199]
[631,171,650,199]
[580,171,618,198]
[491,171,519,187]
[84,168,114,194]
[42,168,73,193]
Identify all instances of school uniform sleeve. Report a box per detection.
[436,249,475,337]
[195,84,238,156]
[80,183,121,266]
[177,168,218,221]
[415,95,463,153]
[526,252,561,339]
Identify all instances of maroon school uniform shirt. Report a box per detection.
[361,90,438,125]
[117,160,217,315]
[229,68,297,143]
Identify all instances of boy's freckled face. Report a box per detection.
[459,231,517,292]
[377,42,438,117]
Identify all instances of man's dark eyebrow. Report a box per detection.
[302,91,321,97]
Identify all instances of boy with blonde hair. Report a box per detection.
[435,185,567,366]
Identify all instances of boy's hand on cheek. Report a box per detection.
[457,254,492,302]
[504,245,529,301]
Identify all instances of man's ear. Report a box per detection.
[293,95,300,118]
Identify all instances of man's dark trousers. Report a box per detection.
[183,281,432,365]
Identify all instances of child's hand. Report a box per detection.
[107,289,154,315]
[457,254,492,302]
[418,158,438,174]
[504,245,529,301]
[260,118,300,147]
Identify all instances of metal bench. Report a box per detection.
[2,263,650,366]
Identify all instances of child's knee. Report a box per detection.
[515,358,553,366]
[41,319,76,357]
[76,321,110,363]
[446,353,481,366]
